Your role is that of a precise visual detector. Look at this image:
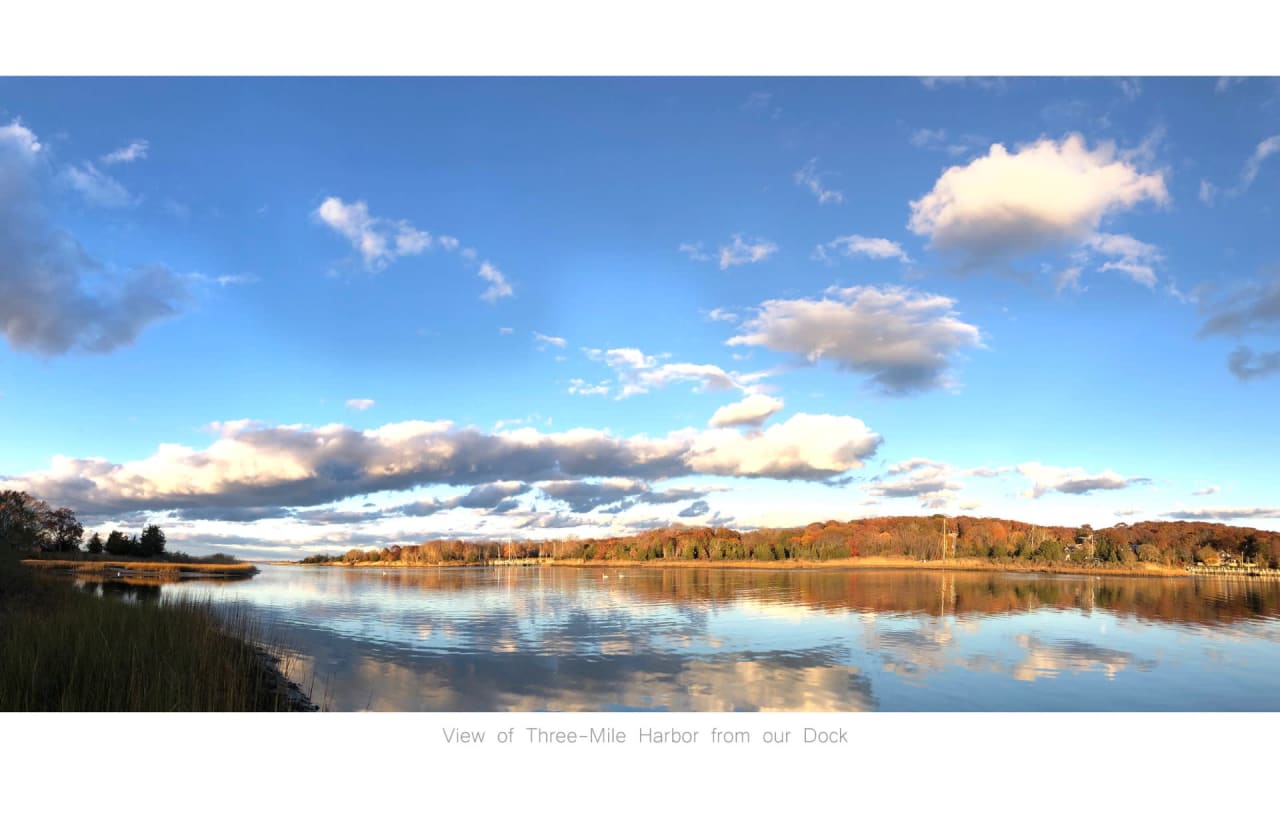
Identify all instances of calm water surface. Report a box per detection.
[165,565,1280,711]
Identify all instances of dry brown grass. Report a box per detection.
[22,557,259,579]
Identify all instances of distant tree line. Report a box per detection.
[301,515,1280,569]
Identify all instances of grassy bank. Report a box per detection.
[1,551,309,711]
[304,554,1193,578]
[23,556,259,580]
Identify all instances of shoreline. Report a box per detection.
[22,557,260,581]
[296,556,1200,578]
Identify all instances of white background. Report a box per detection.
[3,1,1279,836]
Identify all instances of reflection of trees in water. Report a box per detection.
[334,566,1280,627]
[77,577,163,602]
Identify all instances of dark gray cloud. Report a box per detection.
[539,479,707,514]
[0,120,194,355]
[1227,346,1280,380]
[1019,462,1149,498]
[1199,273,1280,338]
[1163,507,1280,521]
[677,500,710,518]
[1198,273,1280,381]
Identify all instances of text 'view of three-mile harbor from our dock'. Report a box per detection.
[3,77,1280,712]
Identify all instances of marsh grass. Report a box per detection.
[23,556,259,580]
[1,551,307,711]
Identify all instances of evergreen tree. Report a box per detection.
[139,525,166,558]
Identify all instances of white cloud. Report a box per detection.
[584,346,762,399]
[1085,232,1162,288]
[567,378,611,397]
[214,273,256,286]
[685,414,881,479]
[3,413,883,516]
[314,196,511,302]
[911,128,947,148]
[1118,79,1142,101]
[727,285,982,395]
[794,159,843,205]
[678,242,711,262]
[1240,135,1280,191]
[1018,462,1149,499]
[908,134,1167,272]
[815,234,911,264]
[865,459,963,508]
[498,326,515,335]
[1199,178,1217,206]
[62,161,133,208]
[0,120,41,154]
[719,234,778,269]
[100,140,149,165]
[706,308,738,323]
[1192,485,1220,496]
[533,331,566,349]
[314,197,431,270]
[346,398,376,411]
[708,394,784,428]
[920,77,1007,92]
[1054,265,1084,294]
[478,261,513,303]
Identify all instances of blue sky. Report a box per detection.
[2,77,1278,559]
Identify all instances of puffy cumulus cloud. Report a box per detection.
[708,393,784,428]
[100,140,149,165]
[4,413,882,516]
[313,196,511,301]
[813,234,911,264]
[345,398,376,411]
[0,120,196,355]
[1018,462,1149,499]
[727,285,983,395]
[908,134,1167,272]
[719,234,777,269]
[1163,507,1280,522]
[794,159,843,205]
[685,413,881,480]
